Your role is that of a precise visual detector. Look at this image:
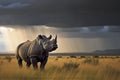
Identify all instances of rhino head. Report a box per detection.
[38,35,58,52]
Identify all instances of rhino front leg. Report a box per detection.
[26,62,31,68]
[40,57,48,70]
[31,57,38,70]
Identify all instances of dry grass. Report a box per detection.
[0,56,120,80]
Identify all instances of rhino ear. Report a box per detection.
[38,35,43,39]
[48,35,52,40]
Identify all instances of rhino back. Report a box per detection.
[18,41,31,61]
[17,39,45,62]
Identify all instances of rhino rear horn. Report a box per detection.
[48,35,52,39]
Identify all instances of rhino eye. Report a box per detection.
[43,42,46,45]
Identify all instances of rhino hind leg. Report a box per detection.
[16,53,23,68]
[18,58,23,68]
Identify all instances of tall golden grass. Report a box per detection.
[0,56,120,80]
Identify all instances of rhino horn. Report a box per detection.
[48,35,52,39]
[55,35,57,43]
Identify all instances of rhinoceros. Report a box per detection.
[16,35,58,70]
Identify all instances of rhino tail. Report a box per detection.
[16,43,23,59]
[16,43,24,68]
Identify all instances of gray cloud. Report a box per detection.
[54,26,120,38]
[1,25,120,33]
[109,26,120,32]
[0,25,120,52]
[62,32,120,38]
[0,0,120,26]
[0,0,120,52]
[0,2,30,8]
[57,26,120,33]
[0,14,120,27]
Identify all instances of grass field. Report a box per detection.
[0,56,120,80]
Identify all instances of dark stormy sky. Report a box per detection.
[0,0,120,26]
[0,0,120,53]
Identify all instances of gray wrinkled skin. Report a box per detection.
[16,35,58,70]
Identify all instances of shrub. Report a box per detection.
[69,56,77,58]
[62,62,80,70]
[104,56,108,58]
[115,56,120,58]
[83,57,99,65]
[66,56,69,59]
[80,56,85,58]
[93,55,99,58]
[4,56,12,62]
[0,60,3,65]
[55,58,58,60]
[57,56,62,58]
[83,57,92,64]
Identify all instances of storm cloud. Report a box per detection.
[0,0,120,53]
[0,0,120,27]
[0,3,30,8]
[0,26,120,53]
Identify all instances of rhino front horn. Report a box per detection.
[55,35,57,43]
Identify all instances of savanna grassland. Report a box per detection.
[0,56,120,80]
